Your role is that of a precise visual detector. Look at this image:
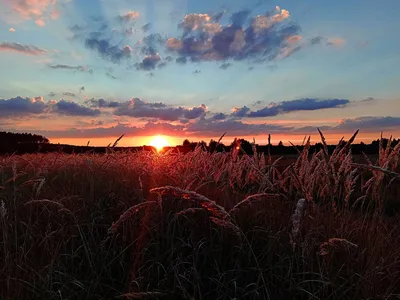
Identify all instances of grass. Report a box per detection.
[1,131,400,299]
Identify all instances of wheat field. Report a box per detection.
[1,131,400,299]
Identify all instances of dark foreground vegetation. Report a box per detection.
[1,130,400,299]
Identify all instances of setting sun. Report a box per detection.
[149,135,170,151]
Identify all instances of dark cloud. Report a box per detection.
[158,62,167,69]
[0,42,47,55]
[136,54,161,70]
[310,36,323,45]
[209,112,228,120]
[230,10,251,27]
[0,96,47,117]
[231,106,251,118]
[69,25,84,32]
[219,62,232,69]
[248,98,350,117]
[165,7,302,65]
[114,98,206,121]
[85,37,131,63]
[212,11,226,23]
[142,23,151,32]
[336,117,400,131]
[63,92,76,97]
[176,57,187,64]
[52,100,101,116]
[187,118,292,135]
[85,98,121,108]
[49,64,93,73]
[106,72,117,79]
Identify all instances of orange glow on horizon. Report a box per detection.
[149,135,170,152]
[48,130,399,148]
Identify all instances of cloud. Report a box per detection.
[136,54,161,70]
[106,72,117,79]
[9,28,16,32]
[209,112,228,121]
[248,98,350,117]
[9,0,59,26]
[142,23,151,32]
[63,92,76,97]
[35,18,45,27]
[164,6,303,65]
[52,100,101,117]
[114,98,206,121]
[85,98,121,108]
[0,42,47,55]
[176,57,187,64]
[327,37,345,47]
[35,122,185,139]
[335,116,400,131]
[49,64,93,73]
[186,118,292,136]
[231,106,250,118]
[310,36,323,45]
[219,62,232,70]
[48,92,56,97]
[0,96,47,117]
[119,11,140,22]
[85,37,131,63]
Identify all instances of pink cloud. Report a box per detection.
[0,42,47,55]
[8,0,58,26]
[327,37,346,47]
[9,27,16,32]
[35,18,45,26]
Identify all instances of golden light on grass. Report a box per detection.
[149,135,169,152]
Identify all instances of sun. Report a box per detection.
[149,135,169,152]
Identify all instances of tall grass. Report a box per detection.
[0,131,399,299]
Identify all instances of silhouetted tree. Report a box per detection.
[182,139,191,147]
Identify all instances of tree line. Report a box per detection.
[1,131,399,155]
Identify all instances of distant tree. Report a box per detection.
[278,141,284,147]
[182,139,191,147]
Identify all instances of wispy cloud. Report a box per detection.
[248,98,350,117]
[9,0,59,26]
[49,64,93,73]
[0,42,47,55]
[114,98,206,121]
[326,37,346,47]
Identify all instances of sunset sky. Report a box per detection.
[1,0,399,146]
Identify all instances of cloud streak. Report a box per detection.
[248,98,350,117]
[0,42,47,55]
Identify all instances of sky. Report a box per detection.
[0,0,399,146]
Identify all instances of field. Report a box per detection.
[1,133,400,300]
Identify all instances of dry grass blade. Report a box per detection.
[24,199,65,208]
[351,163,400,179]
[217,132,227,145]
[317,127,329,162]
[150,186,230,219]
[116,292,167,299]
[229,193,281,216]
[110,201,158,233]
[112,134,125,148]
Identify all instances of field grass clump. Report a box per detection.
[1,131,400,299]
